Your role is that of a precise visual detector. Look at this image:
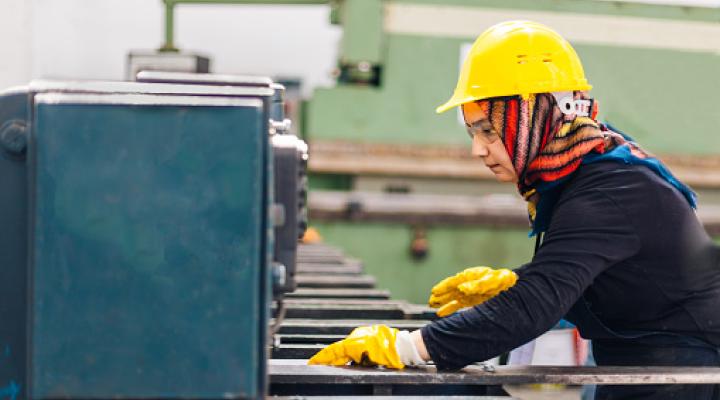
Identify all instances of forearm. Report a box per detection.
[410,329,431,361]
[420,281,559,370]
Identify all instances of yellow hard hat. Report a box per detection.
[436,20,592,114]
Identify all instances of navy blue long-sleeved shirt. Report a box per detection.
[421,161,720,370]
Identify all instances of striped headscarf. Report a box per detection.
[475,92,696,233]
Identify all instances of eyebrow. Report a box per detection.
[461,107,488,125]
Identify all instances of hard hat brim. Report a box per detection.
[435,96,475,114]
[436,83,593,114]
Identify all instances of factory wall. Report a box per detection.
[0,0,341,97]
[0,0,33,90]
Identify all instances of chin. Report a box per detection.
[494,174,514,183]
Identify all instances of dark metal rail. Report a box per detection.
[276,319,430,335]
[272,359,720,386]
[296,274,377,289]
[272,397,516,400]
[285,288,391,300]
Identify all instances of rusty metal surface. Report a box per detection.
[270,359,720,386]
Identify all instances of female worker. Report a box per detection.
[308,21,720,399]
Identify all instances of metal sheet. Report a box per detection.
[271,397,515,399]
[273,302,434,320]
[271,359,720,386]
[277,319,429,335]
[29,95,268,398]
[285,289,391,300]
[297,264,364,275]
[0,91,29,400]
[272,344,325,359]
[277,334,346,344]
[296,275,377,289]
[297,255,350,264]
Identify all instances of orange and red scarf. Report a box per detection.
[475,92,695,232]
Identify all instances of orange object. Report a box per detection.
[302,227,322,244]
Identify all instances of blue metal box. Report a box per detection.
[0,81,274,399]
[134,72,309,295]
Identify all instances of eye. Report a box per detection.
[480,120,494,134]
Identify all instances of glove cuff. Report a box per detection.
[395,330,426,367]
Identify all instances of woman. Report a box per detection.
[308,20,720,399]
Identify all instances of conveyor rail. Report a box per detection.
[270,359,720,396]
[284,288,391,300]
[296,274,377,289]
[271,359,720,386]
[272,397,516,400]
[276,319,429,335]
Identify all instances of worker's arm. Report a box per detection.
[411,329,430,361]
[420,189,641,370]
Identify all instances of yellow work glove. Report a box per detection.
[307,324,405,369]
[429,266,518,317]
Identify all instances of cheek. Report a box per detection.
[487,143,518,180]
[489,143,513,165]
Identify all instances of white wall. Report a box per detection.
[2,0,341,95]
[0,0,33,90]
[2,0,717,94]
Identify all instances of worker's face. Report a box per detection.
[462,102,518,183]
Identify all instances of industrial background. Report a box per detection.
[3,0,720,306]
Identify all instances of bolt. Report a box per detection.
[0,121,28,155]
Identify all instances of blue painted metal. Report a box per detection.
[0,89,30,400]
[133,72,309,295]
[0,83,275,399]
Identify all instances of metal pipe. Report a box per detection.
[160,0,177,52]
[160,0,331,52]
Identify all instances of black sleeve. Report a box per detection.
[421,190,641,370]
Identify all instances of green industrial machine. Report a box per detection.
[156,0,720,304]
[0,80,283,399]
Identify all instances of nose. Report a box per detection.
[471,136,489,158]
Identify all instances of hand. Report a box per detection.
[429,266,518,317]
[307,324,405,369]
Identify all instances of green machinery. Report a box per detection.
[0,78,300,399]
[158,0,720,303]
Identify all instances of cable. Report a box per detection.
[270,298,287,345]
